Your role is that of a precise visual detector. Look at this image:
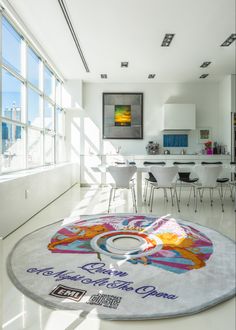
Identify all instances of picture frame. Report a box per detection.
[198,127,212,143]
[102,93,143,139]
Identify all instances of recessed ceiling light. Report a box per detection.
[221,33,236,46]
[161,34,175,47]
[200,61,211,68]
[101,74,107,79]
[121,62,129,67]
[199,74,209,79]
[148,74,156,79]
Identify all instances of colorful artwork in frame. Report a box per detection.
[198,127,212,143]
[114,105,131,126]
[103,93,143,139]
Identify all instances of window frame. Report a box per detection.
[0,12,66,174]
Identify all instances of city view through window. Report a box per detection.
[1,15,66,173]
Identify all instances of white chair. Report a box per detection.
[149,166,180,212]
[107,165,137,213]
[173,162,198,202]
[143,161,166,203]
[190,165,224,212]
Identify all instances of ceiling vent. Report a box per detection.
[221,34,236,46]
[161,34,175,47]
[200,62,211,68]
[58,0,90,72]
[101,74,107,79]
[199,74,209,79]
[121,62,129,67]
[148,74,156,79]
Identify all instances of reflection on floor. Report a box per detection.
[2,184,236,330]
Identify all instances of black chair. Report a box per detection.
[173,162,198,202]
[143,161,166,202]
[201,161,223,165]
[115,161,136,165]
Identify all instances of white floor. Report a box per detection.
[1,184,236,330]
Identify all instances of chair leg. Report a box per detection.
[195,188,198,212]
[179,181,182,202]
[174,187,180,212]
[143,180,148,202]
[199,189,203,202]
[108,188,113,213]
[164,188,168,202]
[187,186,192,207]
[170,188,174,206]
[132,186,137,213]
[148,185,153,206]
[209,188,213,206]
[217,187,224,212]
[150,188,155,212]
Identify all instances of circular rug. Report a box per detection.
[7,214,236,320]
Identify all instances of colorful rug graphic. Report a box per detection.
[7,214,236,320]
[47,215,213,274]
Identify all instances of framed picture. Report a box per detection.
[198,127,212,143]
[103,93,143,139]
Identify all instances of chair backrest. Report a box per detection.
[194,165,223,187]
[173,162,195,165]
[201,161,222,165]
[108,165,137,188]
[143,161,166,166]
[150,166,178,187]
[115,161,136,165]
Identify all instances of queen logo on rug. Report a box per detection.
[7,214,235,320]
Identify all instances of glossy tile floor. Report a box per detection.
[2,184,236,330]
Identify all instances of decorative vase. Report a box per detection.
[146,141,159,155]
[206,148,213,155]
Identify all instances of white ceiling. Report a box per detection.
[6,0,236,83]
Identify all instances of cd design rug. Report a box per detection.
[7,214,236,320]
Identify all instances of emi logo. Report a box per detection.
[49,284,86,302]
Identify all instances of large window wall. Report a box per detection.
[0,14,66,173]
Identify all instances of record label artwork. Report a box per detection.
[7,214,236,319]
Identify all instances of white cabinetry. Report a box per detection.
[162,104,196,130]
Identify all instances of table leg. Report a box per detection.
[136,171,143,208]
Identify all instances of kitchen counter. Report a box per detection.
[80,154,231,186]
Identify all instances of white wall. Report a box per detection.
[0,163,79,238]
[80,82,219,155]
[218,74,236,153]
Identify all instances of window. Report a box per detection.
[2,68,24,122]
[1,121,25,171]
[44,66,55,101]
[1,14,66,173]
[28,47,41,89]
[44,101,54,130]
[27,128,43,167]
[45,134,54,164]
[56,107,64,135]
[28,88,42,127]
[2,16,22,74]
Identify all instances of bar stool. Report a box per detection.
[143,161,166,203]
